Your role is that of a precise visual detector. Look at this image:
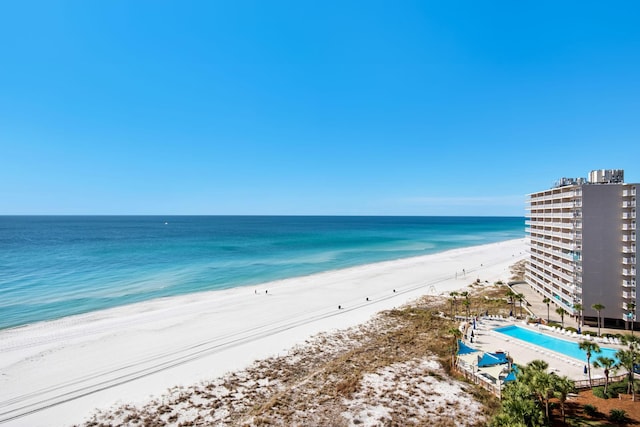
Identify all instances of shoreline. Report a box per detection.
[0,238,526,426]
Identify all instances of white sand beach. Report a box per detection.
[0,238,526,426]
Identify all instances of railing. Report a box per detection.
[573,373,627,390]
[454,364,502,398]
[622,291,636,299]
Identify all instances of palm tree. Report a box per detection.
[592,303,605,337]
[463,299,471,322]
[629,302,636,335]
[578,340,601,387]
[516,293,525,318]
[573,303,583,329]
[459,291,471,321]
[448,327,463,367]
[449,291,459,318]
[617,334,640,400]
[593,356,616,395]
[553,375,575,423]
[532,371,556,420]
[493,381,544,427]
[542,297,551,324]
[555,307,567,328]
[506,289,517,316]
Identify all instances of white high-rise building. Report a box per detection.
[525,170,638,329]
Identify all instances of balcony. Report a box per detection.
[623,212,637,220]
[623,257,637,265]
[623,268,637,276]
[623,279,637,288]
[623,223,637,231]
[623,291,636,299]
[623,189,637,197]
[622,245,637,253]
[623,235,637,242]
[623,201,637,208]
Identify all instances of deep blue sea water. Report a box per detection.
[0,216,524,330]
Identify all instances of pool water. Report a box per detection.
[495,325,619,363]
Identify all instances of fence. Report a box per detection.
[573,373,627,390]
[454,363,502,398]
[455,361,629,397]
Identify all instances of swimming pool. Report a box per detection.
[495,325,619,362]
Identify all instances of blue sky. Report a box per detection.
[1,1,639,216]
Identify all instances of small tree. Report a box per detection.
[542,297,551,323]
[579,340,601,388]
[556,307,567,328]
[592,303,605,337]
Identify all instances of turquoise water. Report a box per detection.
[495,325,619,362]
[0,216,524,330]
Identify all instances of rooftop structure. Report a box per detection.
[525,169,638,330]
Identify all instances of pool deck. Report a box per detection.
[466,317,625,381]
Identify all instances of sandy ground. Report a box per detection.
[0,238,526,426]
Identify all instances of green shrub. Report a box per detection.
[582,330,597,336]
[609,381,627,396]
[592,386,607,399]
[583,404,598,417]
[547,321,561,328]
[565,326,577,333]
[609,408,627,423]
[606,388,620,399]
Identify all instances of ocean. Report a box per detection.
[0,216,524,330]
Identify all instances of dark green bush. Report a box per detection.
[609,408,627,423]
[606,388,620,399]
[609,381,627,396]
[583,404,598,416]
[592,386,607,399]
[565,326,577,333]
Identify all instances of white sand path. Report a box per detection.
[0,238,526,426]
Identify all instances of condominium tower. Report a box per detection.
[525,169,638,329]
